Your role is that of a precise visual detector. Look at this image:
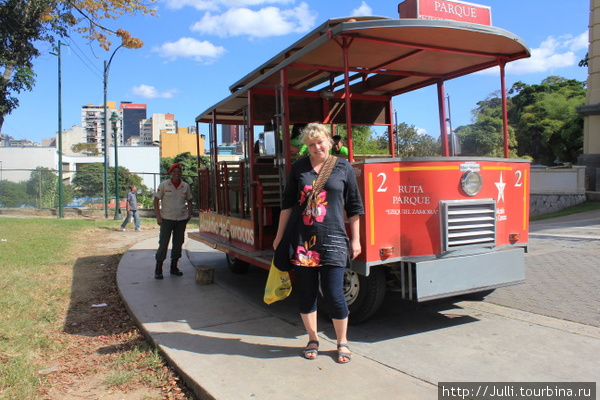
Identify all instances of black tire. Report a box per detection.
[225,254,249,274]
[318,266,387,324]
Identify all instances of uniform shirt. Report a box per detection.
[155,179,193,221]
[282,157,364,267]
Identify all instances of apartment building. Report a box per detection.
[138,113,177,145]
[81,101,122,151]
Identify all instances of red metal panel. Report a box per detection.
[357,159,530,262]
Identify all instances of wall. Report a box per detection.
[0,147,57,182]
[160,130,205,158]
[530,165,587,217]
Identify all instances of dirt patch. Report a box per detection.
[38,224,194,400]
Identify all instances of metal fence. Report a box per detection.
[0,168,199,214]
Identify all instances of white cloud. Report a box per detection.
[478,32,588,75]
[416,127,428,136]
[191,2,317,38]
[165,0,293,11]
[153,37,227,62]
[132,84,177,99]
[508,36,579,74]
[566,31,589,52]
[352,1,372,17]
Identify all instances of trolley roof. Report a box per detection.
[195,16,530,124]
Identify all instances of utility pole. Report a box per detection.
[103,44,124,218]
[52,41,68,218]
[111,112,122,220]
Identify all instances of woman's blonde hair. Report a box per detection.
[301,123,333,147]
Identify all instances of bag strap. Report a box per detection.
[307,155,337,205]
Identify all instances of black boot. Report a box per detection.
[170,259,183,276]
[155,261,164,280]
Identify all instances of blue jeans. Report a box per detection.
[293,265,349,320]
[121,210,141,230]
[155,219,188,262]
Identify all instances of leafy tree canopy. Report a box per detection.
[0,0,156,131]
[71,162,144,199]
[508,76,585,165]
[71,142,100,156]
[26,166,73,207]
[394,122,440,157]
[453,77,585,164]
[0,180,32,207]
[335,125,387,155]
[455,92,518,158]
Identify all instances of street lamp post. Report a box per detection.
[103,44,124,219]
[111,112,122,220]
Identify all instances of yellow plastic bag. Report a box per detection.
[264,260,292,304]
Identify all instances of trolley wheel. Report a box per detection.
[225,254,249,274]
[318,266,386,324]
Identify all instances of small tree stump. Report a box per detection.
[195,265,215,285]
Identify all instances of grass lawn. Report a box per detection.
[0,217,181,399]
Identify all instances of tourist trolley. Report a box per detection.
[189,1,531,322]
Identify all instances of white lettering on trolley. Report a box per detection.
[434,1,478,19]
[392,196,431,205]
[199,216,255,245]
[392,185,430,205]
[386,208,439,215]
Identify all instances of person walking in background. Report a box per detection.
[153,163,193,280]
[273,123,364,364]
[120,185,141,232]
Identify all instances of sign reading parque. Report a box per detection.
[398,0,492,26]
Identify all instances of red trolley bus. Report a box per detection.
[189,1,531,323]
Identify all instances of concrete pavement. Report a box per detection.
[116,210,600,400]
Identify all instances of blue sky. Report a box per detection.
[2,0,590,146]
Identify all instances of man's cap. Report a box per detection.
[168,163,182,173]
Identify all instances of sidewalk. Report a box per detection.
[116,210,600,400]
[116,237,435,400]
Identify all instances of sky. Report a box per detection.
[2,0,590,146]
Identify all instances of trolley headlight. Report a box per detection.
[461,171,482,196]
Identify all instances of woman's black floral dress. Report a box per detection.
[281,156,364,268]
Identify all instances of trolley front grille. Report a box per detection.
[441,200,496,252]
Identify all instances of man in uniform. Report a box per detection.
[153,163,193,279]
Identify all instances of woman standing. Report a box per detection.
[273,123,364,364]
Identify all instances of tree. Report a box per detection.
[0,180,32,207]
[71,162,144,199]
[454,92,518,158]
[335,125,386,154]
[394,122,440,157]
[0,0,153,132]
[71,163,104,197]
[25,166,73,208]
[509,77,585,165]
[71,142,100,156]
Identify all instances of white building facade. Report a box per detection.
[138,113,177,145]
